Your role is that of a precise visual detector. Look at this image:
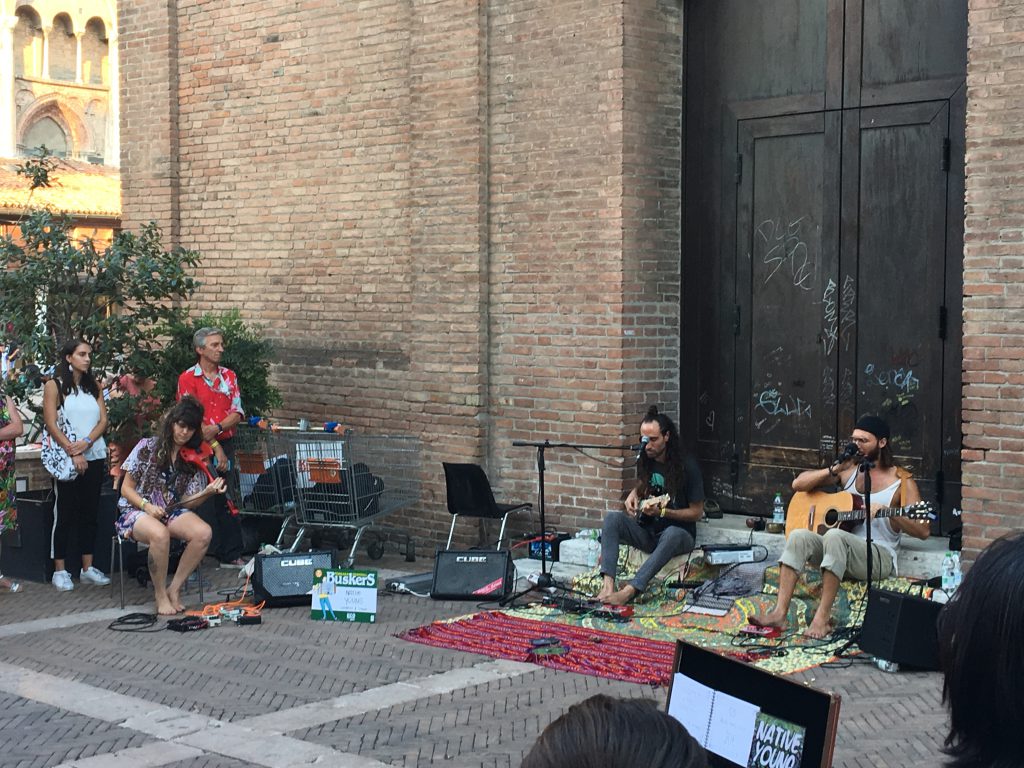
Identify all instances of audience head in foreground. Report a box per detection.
[521,694,708,768]
[939,531,1024,768]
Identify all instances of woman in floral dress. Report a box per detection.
[0,385,25,591]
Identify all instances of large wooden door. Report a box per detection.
[683,0,966,529]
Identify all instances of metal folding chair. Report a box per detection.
[110,533,205,610]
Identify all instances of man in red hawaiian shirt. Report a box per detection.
[177,327,246,567]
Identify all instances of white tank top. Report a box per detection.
[843,471,902,562]
[62,388,107,461]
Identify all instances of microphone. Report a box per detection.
[837,442,859,462]
[636,436,650,462]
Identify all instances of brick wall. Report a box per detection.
[119,0,179,239]
[961,0,1024,563]
[119,1,684,548]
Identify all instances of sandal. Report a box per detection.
[0,574,22,593]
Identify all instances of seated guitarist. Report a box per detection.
[596,406,704,606]
[751,415,930,638]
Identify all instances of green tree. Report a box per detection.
[0,150,201,398]
[151,309,282,417]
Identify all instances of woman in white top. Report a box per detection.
[43,339,111,591]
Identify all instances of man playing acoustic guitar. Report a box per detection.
[596,407,705,606]
[750,415,930,638]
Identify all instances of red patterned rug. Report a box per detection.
[399,610,676,686]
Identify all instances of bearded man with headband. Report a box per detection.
[751,415,931,638]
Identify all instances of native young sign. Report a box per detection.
[310,568,378,622]
[747,712,806,768]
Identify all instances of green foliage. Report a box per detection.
[0,213,201,381]
[0,151,201,436]
[16,145,58,190]
[151,309,282,417]
[105,390,161,445]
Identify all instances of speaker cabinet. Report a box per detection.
[859,588,943,670]
[253,550,333,607]
[431,549,514,600]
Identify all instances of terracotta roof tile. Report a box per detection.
[0,157,120,219]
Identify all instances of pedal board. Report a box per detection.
[702,544,756,565]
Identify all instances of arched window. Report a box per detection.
[49,14,77,82]
[82,18,108,86]
[21,117,68,157]
[14,8,42,78]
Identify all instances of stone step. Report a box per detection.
[514,519,950,585]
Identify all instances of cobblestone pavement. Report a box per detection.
[0,554,949,767]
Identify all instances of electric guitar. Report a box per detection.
[785,490,934,539]
[179,443,239,517]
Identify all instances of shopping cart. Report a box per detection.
[278,430,421,566]
[231,424,298,549]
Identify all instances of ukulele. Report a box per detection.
[179,443,239,517]
[785,490,935,539]
[635,493,671,524]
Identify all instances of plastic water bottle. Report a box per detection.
[876,659,900,673]
[772,493,785,526]
[951,551,962,592]
[941,551,956,593]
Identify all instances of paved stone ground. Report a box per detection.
[0,551,949,768]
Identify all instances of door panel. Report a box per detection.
[735,113,841,499]
[843,102,950,479]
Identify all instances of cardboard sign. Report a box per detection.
[310,568,377,623]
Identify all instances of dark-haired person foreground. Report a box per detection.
[939,531,1024,768]
[596,406,704,606]
[522,694,708,768]
[751,415,929,638]
[116,397,219,615]
[43,339,111,591]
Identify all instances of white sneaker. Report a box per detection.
[52,570,74,591]
[80,566,111,585]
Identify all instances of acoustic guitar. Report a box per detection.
[785,490,935,539]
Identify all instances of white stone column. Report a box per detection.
[0,16,17,156]
[41,24,50,80]
[75,31,83,84]
[104,31,118,167]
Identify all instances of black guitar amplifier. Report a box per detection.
[859,587,943,670]
[431,549,515,600]
[253,550,333,607]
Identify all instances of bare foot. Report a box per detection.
[166,588,186,613]
[604,585,638,606]
[804,617,832,639]
[749,610,788,630]
[595,582,615,602]
[155,598,177,616]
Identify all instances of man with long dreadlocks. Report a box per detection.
[596,406,705,606]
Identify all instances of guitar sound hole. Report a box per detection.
[822,509,839,527]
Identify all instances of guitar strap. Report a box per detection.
[895,467,912,508]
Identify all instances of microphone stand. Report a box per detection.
[860,455,875,599]
[503,439,634,604]
[834,454,875,659]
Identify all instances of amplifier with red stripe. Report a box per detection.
[430,549,515,601]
